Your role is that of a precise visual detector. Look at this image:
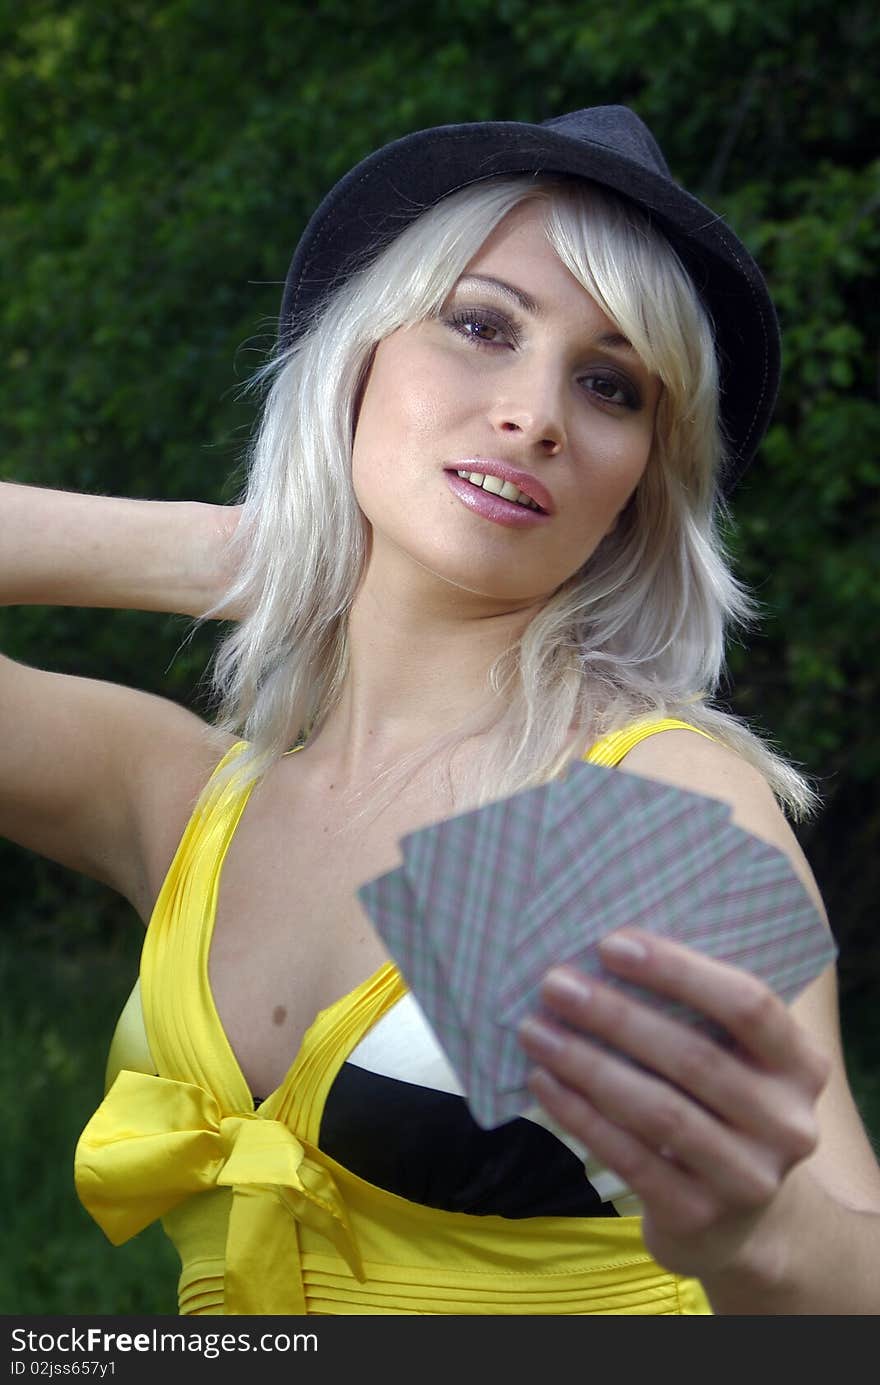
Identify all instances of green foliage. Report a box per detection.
[1,0,878,1312]
[2,0,877,955]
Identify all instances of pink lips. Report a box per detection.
[446,460,555,514]
[444,471,552,528]
[451,462,554,517]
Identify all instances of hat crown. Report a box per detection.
[540,106,672,180]
[279,104,780,489]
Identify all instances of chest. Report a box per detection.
[207,761,456,1099]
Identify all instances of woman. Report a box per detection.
[4,106,879,1315]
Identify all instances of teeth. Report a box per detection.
[455,470,541,510]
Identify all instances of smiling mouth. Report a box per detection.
[454,469,545,512]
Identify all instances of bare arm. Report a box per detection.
[0,481,240,617]
[0,482,241,916]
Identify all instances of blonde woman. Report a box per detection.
[4,107,879,1314]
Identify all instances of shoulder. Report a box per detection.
[618,727,776,824]
[617,728,826,917]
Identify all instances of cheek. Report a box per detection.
[562,430,653,559]
[353,356,465,474]
[574,416,655,499]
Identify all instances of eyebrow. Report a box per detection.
[454,273,636,353]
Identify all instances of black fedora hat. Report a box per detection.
[280,106,780,494]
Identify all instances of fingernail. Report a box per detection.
[544,969,592,1004]
[519,1016,566,1054]
[600,933,648,962]
[527,1065,564,1097]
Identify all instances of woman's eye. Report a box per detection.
[447,308,516,347]
[582,373,639,409]
[464,320,498,342]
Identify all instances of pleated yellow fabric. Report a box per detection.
[76,717,713,1315]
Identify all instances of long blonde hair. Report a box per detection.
[206,175,815,820]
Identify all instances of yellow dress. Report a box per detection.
[75,718,713,1315]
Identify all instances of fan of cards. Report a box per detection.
[358,760,837,1129]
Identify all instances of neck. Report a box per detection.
[306,547,542,786]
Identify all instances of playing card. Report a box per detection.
[358,760,837,1128]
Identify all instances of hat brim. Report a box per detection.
[280,121,780,493]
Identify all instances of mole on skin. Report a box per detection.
[272,1006,287,1027]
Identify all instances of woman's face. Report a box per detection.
[351,199,662,607]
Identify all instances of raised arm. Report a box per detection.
[0,481,240,616]
[0,483,240,919]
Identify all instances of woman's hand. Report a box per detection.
[517,928,832,1280]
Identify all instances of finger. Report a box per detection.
[519,1017,790,1207]
[595,929,831,1093]
[526,1065,718,1233]
[537,966,822,1161]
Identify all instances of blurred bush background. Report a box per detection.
[1,0,877,1313]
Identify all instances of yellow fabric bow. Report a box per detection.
[74,1069,363,1315]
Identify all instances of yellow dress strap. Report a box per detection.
[584,717,716,768]
[139,738,259,1114]
[78,736,379,1315]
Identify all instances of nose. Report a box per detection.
[487,365,566,456]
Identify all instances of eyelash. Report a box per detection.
[444,307,641,410]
